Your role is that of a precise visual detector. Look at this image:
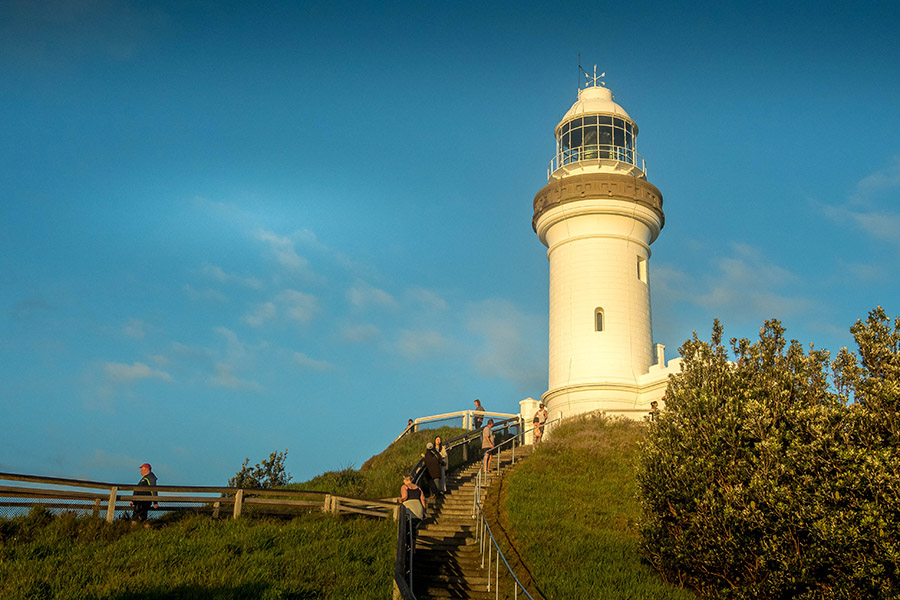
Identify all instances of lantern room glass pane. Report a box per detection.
[570,127,582,147]
[599,126,612,145]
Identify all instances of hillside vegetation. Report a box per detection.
[638,309,900,599]
[501,415,698,599]
[0,509,393,600]
[0,427,464,600]
[297,426,465,499]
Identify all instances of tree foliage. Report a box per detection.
[228,449,292,489]
[637,307,900,599]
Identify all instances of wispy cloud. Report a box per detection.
[210,362,262,391]
[655,243,814,322]
[465,299,545,393]
[122,318,146,340]
[104,361,172,383]
[243,301,277,326]
[242,290,317,326]
[200,263,263,289]
[348,282,396,310]
[256,229,312,273]
[183,284,228,303]
[9,295,52,320]
[341,323,381,343]
[276,290,318,323]
[293,352,334,371]
[395,329,448,360]
[406,287,448,311]
[823,158,900,245]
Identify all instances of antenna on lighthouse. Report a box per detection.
[577,53,583,92]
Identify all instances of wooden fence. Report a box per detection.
[0,472,399,522]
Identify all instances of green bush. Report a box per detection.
[228,449,292,489]
[637,308,900,599]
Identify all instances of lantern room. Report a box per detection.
[548,84,646,180]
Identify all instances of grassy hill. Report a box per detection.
[0,422,693,599]
[0,428,461,600]
[498,414,698,599]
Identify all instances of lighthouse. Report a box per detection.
[528,70,678,422]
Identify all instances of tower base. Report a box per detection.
[533,357,682,424]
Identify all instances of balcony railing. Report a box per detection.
[547,144,647,180]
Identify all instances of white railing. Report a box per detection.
[547,144,647,179]
[393,410,520,443]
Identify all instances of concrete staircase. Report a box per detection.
[412,445,532,599]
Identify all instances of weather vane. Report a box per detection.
[585,64,605,88]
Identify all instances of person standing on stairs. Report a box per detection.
[533,403,548,444]
[472,398,485,429]
[481,418,495,473]
[424,442,443,497]
[400,475,426,548]
[433,435,447,493]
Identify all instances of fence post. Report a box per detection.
[213,501,220,519]
[233,489,243,519]
[463,441,468,462]
[93,498,101,518]
[392,504,400,521]
[106,487,118,523]
[323,494,331,513]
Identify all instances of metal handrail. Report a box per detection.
[473,460,535,599]
[393,416,523,600]
[547,144,647,179]
[394,410,520,443]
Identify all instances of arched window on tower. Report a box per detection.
[595,308,605,332]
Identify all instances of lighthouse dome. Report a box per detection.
[558,85,631,126]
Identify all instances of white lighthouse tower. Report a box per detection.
[529,70,678,422]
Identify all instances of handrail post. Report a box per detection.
[106,487,117,522]
[233,489,243,519]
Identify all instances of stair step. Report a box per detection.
[409,452,532,599]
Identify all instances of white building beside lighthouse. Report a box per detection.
[523,72,680,424]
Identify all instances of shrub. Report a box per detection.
[229,449,292,489]
[637,308,900,599]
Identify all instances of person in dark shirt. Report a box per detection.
[472,398,485,429]
[423,442,443,497]
[130,463,158,524]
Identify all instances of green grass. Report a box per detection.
[296,426,465,498]
[0,509,393,600]
[502,414,698,600]
[0,420,695,599]
[0,426,469,599]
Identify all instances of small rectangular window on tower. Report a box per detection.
[637,256,648,283]
[595,308,604,332]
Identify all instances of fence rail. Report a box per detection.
[0,472,399,522]
[394,410,520,442]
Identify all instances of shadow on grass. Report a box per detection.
[88,583,321,600]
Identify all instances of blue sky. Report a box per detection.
[2,1,898,486]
